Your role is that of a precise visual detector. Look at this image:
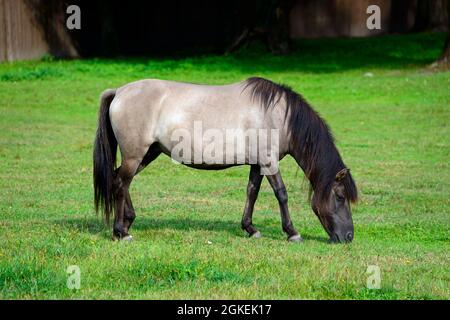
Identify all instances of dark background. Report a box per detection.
[2,0,449,63]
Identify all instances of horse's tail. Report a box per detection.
[93,89,117,223]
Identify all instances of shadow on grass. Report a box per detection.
[2,33,445,83]
[113,33,445,72]
[54,216,329,243]
[79,33,444,74]
[225,33,446,73]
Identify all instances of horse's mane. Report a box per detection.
[243,77,358,205]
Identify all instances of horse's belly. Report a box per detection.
[160,124,279,176]
[182,163,239,170]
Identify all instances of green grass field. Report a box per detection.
[0,33,448,299]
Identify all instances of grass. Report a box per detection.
[0,32,449,299]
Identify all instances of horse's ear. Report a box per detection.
[335,168,349,182]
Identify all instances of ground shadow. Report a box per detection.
[83,32,446,74]
[54,216,329,243]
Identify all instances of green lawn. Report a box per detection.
[0,33,448,299]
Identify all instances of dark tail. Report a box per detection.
[93,89,117,223]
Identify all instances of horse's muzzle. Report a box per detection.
[329,231,354,243]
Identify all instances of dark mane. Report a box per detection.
[244,77,358,205]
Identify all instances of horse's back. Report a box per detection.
[109,78,260,142]
[111,79,248,120]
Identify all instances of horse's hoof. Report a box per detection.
[288,234,303,243]
[250,231,262,239]
[121,235,133,242]
[112,234,133,241]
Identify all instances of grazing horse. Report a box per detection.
[93,77,357,243]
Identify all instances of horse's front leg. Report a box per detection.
[241,165,263,238]
[266,171,303,242]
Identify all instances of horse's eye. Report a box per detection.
[336,194,345,202]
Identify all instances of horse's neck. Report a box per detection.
[290,141,339,192]
[291,149,315,188]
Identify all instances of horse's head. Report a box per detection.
[311,168,355,243]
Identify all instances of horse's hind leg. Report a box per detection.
[112,159,140,241]
[123,191,135,234]
[122,143,162,235]
[113,167,135,234]
[241,165,263,238]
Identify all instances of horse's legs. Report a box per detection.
[122,143,162,234]
[113,167,135,234]
[123,191,135,234]
[112,159,139,240]
[241,165,263,237]
[266,171,302,242]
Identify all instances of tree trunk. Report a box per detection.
[24,0,79,58]
[413,0,448,32]
[266,0,294,55]
[225,0,294,55]
[390,0,416,33]
[436,18,450,64]
[440,32,450,62]
[432,1,450,68]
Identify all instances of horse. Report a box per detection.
[93,77,358,243]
